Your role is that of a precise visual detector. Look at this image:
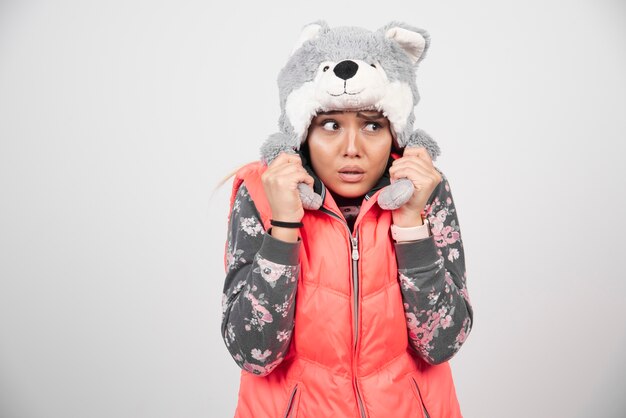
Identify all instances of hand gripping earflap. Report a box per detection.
[259,20,441,210]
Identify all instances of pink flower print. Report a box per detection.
[427,290,440,305]
[256,258,287,284]
[460,288,471,306]
[406,312,419,332]
[433,225,460,248]
[246,293,273,325]
[441,314,452,329]
[406,312,423,344]
[431,310,441,324]
[442,225,460,245]
[448,247,460,262]
[242,355,284,376]
[455,318,470,344]
[251,348,272,362]
[221,293,228,313]
[242,362,266,375]
[264,356,285,375]
[226,247,244,270]
[240,217,264,236]
[429,215,445,235]
[276,329,291,342]
[434,208,447,224]
[399,273,420,291]
[423,203,433,217]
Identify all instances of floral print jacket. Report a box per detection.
[221,168,473,376]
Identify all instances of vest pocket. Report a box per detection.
[282,383,299,418]
[409,376,431,418]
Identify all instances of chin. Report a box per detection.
[329,183,370,198]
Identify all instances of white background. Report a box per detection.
[1,0,625,417]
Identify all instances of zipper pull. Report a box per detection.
[351,236,359,260]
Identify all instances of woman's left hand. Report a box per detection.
[388,146,442,227]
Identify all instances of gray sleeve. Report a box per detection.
[394,169,474,365]
[221,183,301,376]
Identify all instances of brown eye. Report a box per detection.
[370,64,376,68]
[322,120,339,131]
[323,66,330,72]
[364,122,382,132]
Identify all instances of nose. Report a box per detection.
[333,60,358,80]
[343,126,360,157]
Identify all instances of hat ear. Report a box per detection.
[289,20,330,56]
[382,24,430,64]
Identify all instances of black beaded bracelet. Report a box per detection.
[270,219,303,228]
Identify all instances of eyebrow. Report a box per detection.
[317,110,385,120]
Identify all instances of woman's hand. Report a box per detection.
[388,146,442,227]
[261,152,315,224]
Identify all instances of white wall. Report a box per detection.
[1,0,625,417]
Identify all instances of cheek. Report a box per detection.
[372,140,392,168]
[308,140,336,167]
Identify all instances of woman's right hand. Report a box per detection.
[261,152,315,224]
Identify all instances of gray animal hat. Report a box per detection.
[260,20,441,210]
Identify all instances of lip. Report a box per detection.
[338,172,365,183]
[338,165,366,183]
[339,165,365,174]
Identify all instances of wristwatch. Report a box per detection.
[390,218,430,242]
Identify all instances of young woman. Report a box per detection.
[221,21,473,418]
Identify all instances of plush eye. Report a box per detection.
[370,64,376,68]
[323,66,330,72]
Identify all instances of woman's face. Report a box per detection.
[306,110,393,198]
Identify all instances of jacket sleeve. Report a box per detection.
[394,167,473,365]
[221,183,300,376]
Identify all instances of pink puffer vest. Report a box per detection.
[227,161,462,418]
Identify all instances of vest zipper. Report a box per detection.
[410,377,431,418]
[282,383,298,418]
[319,205,366,418]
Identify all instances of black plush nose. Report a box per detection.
[333,60,358,80]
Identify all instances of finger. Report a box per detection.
[295,172,315,189]
[270,162,309,178]
[391,156,428,168]
[267,165,313,189]
[390,156,430,173]
[270,152,303,168]
[403,146,432,164]
[389,164,436,183]
[401,146,425,157]
[283,165,315,189]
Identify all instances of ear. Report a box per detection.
[289,20,330,56]
[385,27,427,64]
[378,22,430,65]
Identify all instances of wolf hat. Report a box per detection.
[260,20,441,210]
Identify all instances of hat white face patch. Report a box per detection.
[314,59,388,110]
[285,59,413,144]
[285,81,319,143]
